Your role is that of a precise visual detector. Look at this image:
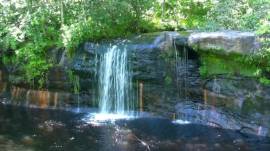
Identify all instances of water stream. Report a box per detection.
[174,40,189,100]
[97,44,134,116]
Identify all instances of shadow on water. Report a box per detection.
[0,103,270,151]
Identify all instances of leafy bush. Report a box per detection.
[205,0,270,31]
[256,12,270,84]
[1,0,270,88]
[0,0,159,88]
[153,0,212,30]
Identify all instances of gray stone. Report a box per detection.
[203,76,270,115]
[175,101,270,137]
[188,31,260,54]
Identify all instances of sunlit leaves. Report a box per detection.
[1,0,270,87]
[206,0,270,31]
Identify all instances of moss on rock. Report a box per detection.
[199,52,259,78]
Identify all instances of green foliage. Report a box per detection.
[62,0,157,55]
[194,0,270,83]
[153,0,213,29]
[180,0,212,28]
[204,0,270,31]
[0,1,61,87]
[260,77,270,85]
[1,0,270,88]
[255,12,270,84]
[0,0,157,88]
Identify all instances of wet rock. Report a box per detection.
[114,128,150,151]
[203,76,270,133]
[174,32,189,46]
[192,137,200,142]
[0,139,33,151]
[175,101,269,137]
[21,136,34,145]
[0,68,8,97]
[0,82,7,96]
[0,67,8,82]
[158,140,179,151]
[233,139,249,150]
[188,31,260,54]
[233,139,245,146]
[10,86,74,108]
[47,48,67,65]
[38,120,65,132]
[0,135,6,144]
[47,67,71,91]
[185,143,208,151]
[214,143,221,148]
[129,32,202,117]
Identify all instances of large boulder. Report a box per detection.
[202,76,270,134]
[175,101,270,137]
[188,31,260,54]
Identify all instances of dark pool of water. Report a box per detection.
[0,103,269,151]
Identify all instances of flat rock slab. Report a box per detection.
[188,31,260,54]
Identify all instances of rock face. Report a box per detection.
[127,32,203,112]
[203,76,270,114]
[10,86,71,108]
[0,32,203,109]
[188,31,260,54]
[1,31,265,117]
[75,32,202,111]
[202,76,270,136]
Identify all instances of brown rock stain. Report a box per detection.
[10,86,71,108]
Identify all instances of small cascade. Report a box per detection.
[174,40,189,100]
[97,44,134,115]
[173,39,191,124]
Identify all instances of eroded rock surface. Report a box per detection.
[175,101,270,137]
[203,76,270,130]
[188,31,260,54]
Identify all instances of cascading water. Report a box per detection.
[173,39,191,124]
[83,44,135,124]
[174,40,188,100]
[98,45,133,115]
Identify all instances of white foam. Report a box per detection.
[82,113,136,126]
[172,119,191,125]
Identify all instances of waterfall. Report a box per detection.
[98,45,133,114]
[174,40,188,100]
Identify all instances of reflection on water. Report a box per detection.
[0,103,269,151]
[175,101,270,137]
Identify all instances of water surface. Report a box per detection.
[0,103,269,151]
